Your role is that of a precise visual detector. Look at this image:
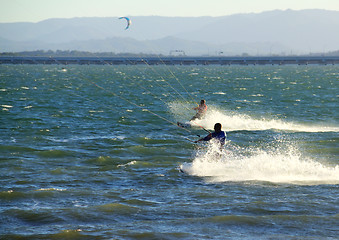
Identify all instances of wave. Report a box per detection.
[95,203,139,215]
[168,102,339,132]
[37,149,74,158]
[46,134,126,143]
[180,141,339,185]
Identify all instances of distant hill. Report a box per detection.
[176,9,339,53]
[0,9,338,55]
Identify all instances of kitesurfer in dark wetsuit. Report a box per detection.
[191,100,207,121]
[195,123,226,149]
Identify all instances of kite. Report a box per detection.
[119,17,131,30]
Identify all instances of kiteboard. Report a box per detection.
[179,163,191,174]
[177,121,191,128]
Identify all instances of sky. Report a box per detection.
[0,0,339,23]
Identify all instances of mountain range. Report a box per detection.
[1,9,338,55]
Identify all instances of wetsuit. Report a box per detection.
[191,104,207,120]
[203,131,226,146]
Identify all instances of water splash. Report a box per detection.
[198,109,339,132]
[169,102,339,132]
[180,141,339,185]
[168,101,193,120]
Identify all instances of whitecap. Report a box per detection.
[1,105,13,108]
[37,188,66,191]
[117,161,137,167]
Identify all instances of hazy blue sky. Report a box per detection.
[1,0,339,23]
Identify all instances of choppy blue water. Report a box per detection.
[1,64,338,239]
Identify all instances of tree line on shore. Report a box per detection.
[1,50,339,57]
[0,50,164,58]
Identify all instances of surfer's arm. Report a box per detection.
[194,133,212,143]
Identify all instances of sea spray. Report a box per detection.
[169,102,339,132]
[199,108,339,132]
[181,139,339,185]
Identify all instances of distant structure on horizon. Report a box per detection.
[1,56,339,65]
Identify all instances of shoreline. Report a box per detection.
[1,56,339,65]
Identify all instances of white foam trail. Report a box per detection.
[197,109,339,132]
[168,102,339,132]
[180,142,339,185]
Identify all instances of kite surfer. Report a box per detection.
[191,100,207,121]
[177,100,208,129]
[195,123,226,149]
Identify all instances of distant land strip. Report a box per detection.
[1,56,339,65]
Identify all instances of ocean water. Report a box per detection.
[0,64,338,239]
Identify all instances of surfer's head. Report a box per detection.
[214,123,222,132]
[200,100,205,105]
